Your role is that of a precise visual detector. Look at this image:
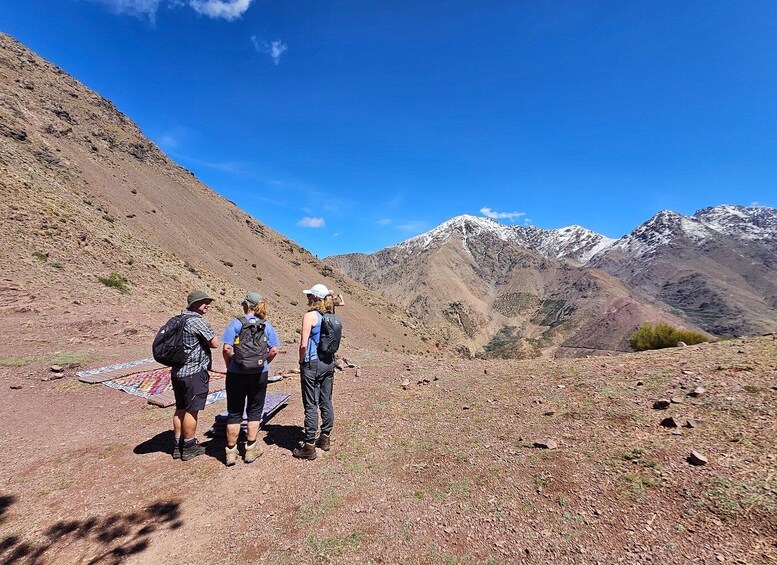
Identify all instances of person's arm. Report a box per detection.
[266,346,279,364]
[223,344,233,367]
[298,311,317,363]
[207,336,219,348]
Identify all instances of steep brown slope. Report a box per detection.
[328,223,691,358]
[0,33,426,359]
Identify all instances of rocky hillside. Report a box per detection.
[589,206,777,336]
[328,216,689,358]
[0,33,428,360]
[329,206,777,358]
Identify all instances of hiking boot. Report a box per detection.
[292,441,317,460]
[244,441,262,464]
[171,438,182,459]
[315,433,331,451]
[181,438,206,461]
[225,444,238,466]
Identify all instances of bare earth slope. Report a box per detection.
[0,336,774,563]
[0,32,425,359]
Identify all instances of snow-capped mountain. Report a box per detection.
[391,214,616,265]
[328,204,777,354]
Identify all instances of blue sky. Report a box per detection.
[2,1,776,257]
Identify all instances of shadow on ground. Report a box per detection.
[262,424,304,452]
[0,494,183,564]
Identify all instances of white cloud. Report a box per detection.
[90,0,162,20]
[480,207,526,221]
[89,0,253,21]
[298,217,325,228]
[377,218,392,226]
[252,36,288,65]
[189,0,253,21]
[396,221,427,233]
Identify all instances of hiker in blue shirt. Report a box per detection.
[221,292,279,466]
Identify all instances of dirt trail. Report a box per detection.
[0,338,775,564]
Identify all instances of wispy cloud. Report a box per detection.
[480,207,526,221]
[251,36,288,65]
[89,0,253,21]
[396,221,427,233]
[298,217,325,228]
[190,0,253,21]
[376,218,392,226]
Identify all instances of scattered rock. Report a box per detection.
[684,419,699,429]
[401,379,410,390]
[670,397,684,405]
[688,451,708,466]
[677,341,687,347]
[462,405,470,410]
[543,411,555,417]
[483,369,488,375]
[681,369,694,375]
[10,385,23,390]
[671,429,683,436]
[653,399,671,410]
[636,380,644,386]
[688,386,706,397]
[533,439,558,449]
[355,368,361,378]
[41,373,65,382]
[660,416,680,428]
[50,365,64,372]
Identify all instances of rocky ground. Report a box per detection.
[0,336,775,564]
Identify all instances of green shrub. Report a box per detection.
[220,259,233,267]
[32,251,48,260]
[97,272,130,294]
[628,323,707,351]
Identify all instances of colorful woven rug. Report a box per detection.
[102,367,227,407]
[77,358,163,384]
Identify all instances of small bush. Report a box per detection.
[220,260,233,267]
[102,214,115,223]
[32,251,48,260]
[51,261,63,269]
[97,272,130,294]
[628,323,708,351]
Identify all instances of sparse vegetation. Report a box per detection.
[97,272,130,294]
[51,261,63,269]
[102,214,115,223]
[220,259,233,267]
[628,322,708,351]
[32,251,48,260]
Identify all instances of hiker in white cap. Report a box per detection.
[293,283,337,460]
[220,292,280,466]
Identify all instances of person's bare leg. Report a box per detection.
[173,410,184,437]
[226,423,241,447]
[246,421,261,443]
[182,411,198,440]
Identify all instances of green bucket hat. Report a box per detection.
[187,290,214,308]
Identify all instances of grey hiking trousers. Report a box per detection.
[300,357,335,443]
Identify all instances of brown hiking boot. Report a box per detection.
[225,445,238,466]
[181,438,206,461]
[292,441,317,460]
[244,441,263,463]
[315,433,331,451]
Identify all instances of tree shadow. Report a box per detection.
[0,494,183,564]
[261,424,304,452]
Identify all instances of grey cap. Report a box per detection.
[187,290,214,308]
[242,292,263,306]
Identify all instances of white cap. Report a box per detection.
[303,283,329,299]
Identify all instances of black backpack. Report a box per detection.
[152,315,188,366]
[233,316,269,371]
[318,312,342,359]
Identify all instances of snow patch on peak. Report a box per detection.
[694,205,777,241]
[392,214,515,255]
